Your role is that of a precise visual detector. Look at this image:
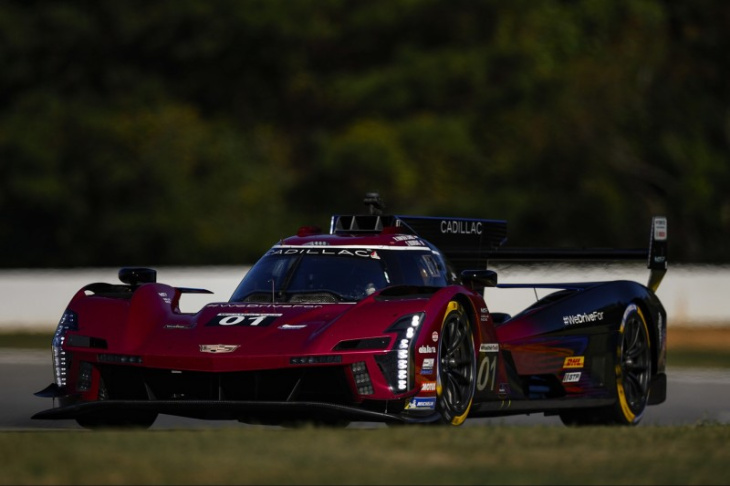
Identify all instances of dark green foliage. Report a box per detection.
[0,0,727,266]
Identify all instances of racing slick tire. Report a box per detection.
[436,301,477,426]
[560,303,652,426]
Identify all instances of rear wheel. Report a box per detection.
[560,304,651,426]
[436,301,476,426]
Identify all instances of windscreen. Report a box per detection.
[230,247,449,303]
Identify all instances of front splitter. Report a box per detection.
[32,399,442,425]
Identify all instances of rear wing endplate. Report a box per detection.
[646,216,668,292]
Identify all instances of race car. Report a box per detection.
[34,194,668,428]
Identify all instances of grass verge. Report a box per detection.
[668,349,730,368]
[1,425,728,485]
[0,332,52,349]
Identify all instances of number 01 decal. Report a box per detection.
[206,313,282,327]
[477,355,497,391]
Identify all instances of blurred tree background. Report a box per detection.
[0,0,728,267]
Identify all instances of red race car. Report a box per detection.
[34,194,668,428]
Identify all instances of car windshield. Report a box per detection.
[230,247,449,303]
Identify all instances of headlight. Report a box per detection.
[52,310,78,387]
[376,313,425,392]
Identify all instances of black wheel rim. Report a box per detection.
[620,312,651,414]
[438,309,475,418]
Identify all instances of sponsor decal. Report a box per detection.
[406,397,436,410]
[301,240,328,246]
[563,356,585,369]
[158,292,172,304]
[563,311,604,326]
[269,247,382,259]
[440,220,483,235]
[278,324,307,330]
[419,345,436,354]
[392,235,426,246]
[563,372,582,383]
[163,323,195,329]
[199,344,240,354]
[432,331,438,342]
[215,303,324,310]
[421,382,436,392]
[654,217,667,241]
[497,383,510,398]
[480,343,499,353]
[206,313,282,327]
[393,235,418,242]
[421,358,434,375]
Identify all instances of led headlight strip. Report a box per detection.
[52,310,78,387]
[386,313,425,392]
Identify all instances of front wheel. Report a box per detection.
[436,301,476,426]
[560,303,652,426]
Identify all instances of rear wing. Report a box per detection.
[485,217,668,292]
[331,194,667,292]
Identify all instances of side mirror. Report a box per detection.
[119,267,157,286]
[461,269,498,289]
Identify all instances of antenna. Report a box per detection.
[363,192,385,215]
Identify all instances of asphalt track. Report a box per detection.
[3,349,729,430]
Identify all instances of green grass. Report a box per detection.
[0,425,728,485]
[668,349,730,368]
[0,332,53,349]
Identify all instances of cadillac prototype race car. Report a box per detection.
[34,194,668,428]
